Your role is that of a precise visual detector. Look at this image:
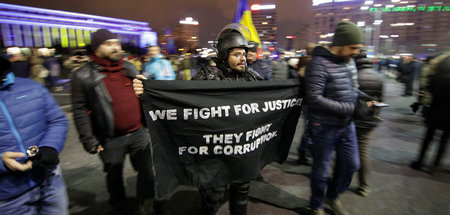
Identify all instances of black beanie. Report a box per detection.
[91,29,116,51]
[331,21,363,46]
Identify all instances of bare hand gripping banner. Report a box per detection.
[141,80,301,197]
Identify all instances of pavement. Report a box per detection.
[56,76,450,215]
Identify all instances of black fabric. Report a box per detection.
[141,80,301,197]
[31,147,59,169]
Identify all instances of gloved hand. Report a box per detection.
[31,147,59,169]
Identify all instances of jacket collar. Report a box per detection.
[312,46,345,64]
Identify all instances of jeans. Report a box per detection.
[309,122,360,210]
[0,166,68,215]
[99,127,155,206]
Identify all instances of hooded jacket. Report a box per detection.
[0,73,67,200]
[304,46,370,127]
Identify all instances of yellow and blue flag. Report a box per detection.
[233,0,261,46]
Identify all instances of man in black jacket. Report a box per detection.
[192,24,262,215]
[71,29,154,215]
[304,22,373,215]
[353,54,383,197]
[133,24,262,215]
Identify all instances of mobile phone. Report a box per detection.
[374,103,389,107]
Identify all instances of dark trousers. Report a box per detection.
[199,182,250,215]
[99,127,155,205]
[356,127,375,188]
[416,126,449,167]
[403,76,414,95]
[309,122,360,210]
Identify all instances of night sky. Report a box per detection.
[0,0,312,48]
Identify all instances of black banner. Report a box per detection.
[141,80,301,197]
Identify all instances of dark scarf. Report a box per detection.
[90,55,123,73]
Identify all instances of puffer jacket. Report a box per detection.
[71,61,138,152]
[304,46,369,127]
[0,73,67,200]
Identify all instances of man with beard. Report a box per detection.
[133,24,262,215]
[71,29,155,215]
[191,25,262,214]
[304,21,374,215]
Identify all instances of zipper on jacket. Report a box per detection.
[0,100,27,155]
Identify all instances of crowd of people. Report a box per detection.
[1,20,448,215]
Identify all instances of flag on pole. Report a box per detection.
[233,0,261,47]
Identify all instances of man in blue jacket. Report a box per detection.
[304,21,373,215]
[142,45,176,80]
[0,54,68,214]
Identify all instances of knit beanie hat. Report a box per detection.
[331,21,363,46]
[91,29,116,51]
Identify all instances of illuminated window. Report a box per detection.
[33,26,42,47]
[42,27,52,47]
[76,29,85,47]
[68,28,76,47]
[60,28,69,48]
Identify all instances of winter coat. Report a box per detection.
[71,61,139,152]
[0,74,67,200]
[270,59,289,80]
[304,46,370,127]
[248,60,272,80]
[427,53,450,131]
[142,54,176,80]
[354,57,383,129]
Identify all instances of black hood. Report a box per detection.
[312,46,344,64]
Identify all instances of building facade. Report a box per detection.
[0,3,156,48]
[172,17,200,53]
[251,4,277,49]
[312,0,450,56]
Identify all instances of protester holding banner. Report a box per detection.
[304,21,374,215]
[71,29,155,215]
[192,23,261,215]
